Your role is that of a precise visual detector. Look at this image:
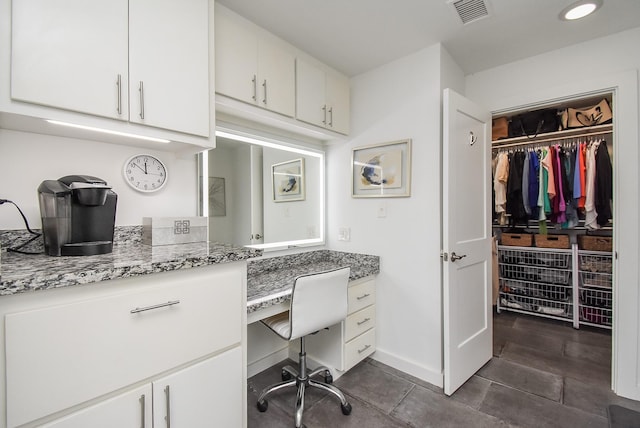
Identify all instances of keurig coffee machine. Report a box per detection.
[38,175,117,256]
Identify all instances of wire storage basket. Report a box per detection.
[497,246,573,322]
[578,250,613,329]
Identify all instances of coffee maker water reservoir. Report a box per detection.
[38,175,117,256]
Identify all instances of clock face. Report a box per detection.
[123,154,168,192]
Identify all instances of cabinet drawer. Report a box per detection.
[345,305,375,342]
[348,279,375,314]
[344,328,376,370]
[6,266,242,427]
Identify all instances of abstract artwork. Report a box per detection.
[352,139,412,198]
[272,158,305,202]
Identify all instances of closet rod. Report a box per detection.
[491,124,613,150]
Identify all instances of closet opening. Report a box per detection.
[490,92,614,388]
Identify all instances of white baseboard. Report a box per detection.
[247,347,289,378]
[371,348,443,388]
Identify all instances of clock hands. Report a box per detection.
[132,162,147,174]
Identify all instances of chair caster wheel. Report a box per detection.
[341,402,352,415]
[282,370,292,381]
[324,371,333,384]
[257,399,268,412]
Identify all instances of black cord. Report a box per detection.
[0,199,43,255]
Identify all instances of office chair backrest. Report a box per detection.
[289,267,351,340]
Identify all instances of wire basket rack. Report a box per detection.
[499,246,572,269]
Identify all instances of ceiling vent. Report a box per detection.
[448,0,490,25]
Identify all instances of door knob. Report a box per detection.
[450,252,467,262]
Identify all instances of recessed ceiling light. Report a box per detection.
[560,0,602,21]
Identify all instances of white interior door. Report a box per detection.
[250,146,264,244]
[442,88,493,395]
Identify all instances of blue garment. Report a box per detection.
[573,146,582,199]
[527,151,540,219]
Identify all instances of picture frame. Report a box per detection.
[209,177,226,216]
[351,139,412,198]
[272,158,305,202]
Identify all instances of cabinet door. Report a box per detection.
[258,40,295,117]
[326,72,350,134]
[153,347,243,428]
[129,0,210,137]
[295,58,327,128]
[11,0,128,120]
[215,10,259,105]
[40,384,152,428]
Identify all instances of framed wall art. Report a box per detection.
[272,158,305,202]
[351,139,412,198]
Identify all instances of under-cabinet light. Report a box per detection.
[560,0,602,21]
[45,120,171,143]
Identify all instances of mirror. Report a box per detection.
[198,128,324,251]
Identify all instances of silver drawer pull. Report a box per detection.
[357,344,371,354]
[356,293,370,300]
[130,300,180,314]
[357,317,371,326]
[139,394,146,428]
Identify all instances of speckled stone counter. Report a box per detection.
[0,227,262,296]
[247,250,379,314]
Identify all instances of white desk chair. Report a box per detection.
[256,267,352,428]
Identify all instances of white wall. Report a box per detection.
[0,130,198,229]
[466,27,640,399]
[326,44,462,385]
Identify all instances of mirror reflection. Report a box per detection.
[200,130,324,250]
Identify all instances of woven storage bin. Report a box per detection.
[534,234,570,249]
[501,233,533,247]
[578,235,613,252]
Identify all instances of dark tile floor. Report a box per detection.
[248,311,640,427]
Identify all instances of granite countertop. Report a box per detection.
[0,238,262,296]
[246,250,380,314]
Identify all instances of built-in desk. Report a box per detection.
[246,250,380,378]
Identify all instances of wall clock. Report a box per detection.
[123,154,168,193]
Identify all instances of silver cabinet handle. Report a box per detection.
[130,300,180,314]
[357,317,371,326]
[328,106,333,127]
[357,344,371,354]
[450,252,467,262]
[138,81,145,119]
[356,293,370,300]
[322,104,327,125]
[262,79,267,104]
[116,74,122,115]
[139,394,146,428]
[164,385,171,428]
[252,75,257,101]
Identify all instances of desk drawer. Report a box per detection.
[345,305,375,342]
[348,279,375,314]
[6,266,242,427]
[344,328,375,370]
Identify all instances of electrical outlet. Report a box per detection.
[338,227,351,242]
[377,202,387,218]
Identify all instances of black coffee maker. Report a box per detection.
[38,175,117,256]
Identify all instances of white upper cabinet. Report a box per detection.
[215,9,295,117]
[129,0,210,137]
[11,0,129,120]
[296,58,350,135]
[9,0,210,141]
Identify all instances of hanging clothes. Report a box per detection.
[506,151,527,224]
[584,140,601,229]
[522,151,531,216]
[595,140,613,226]
[494,152,509,225]
[528,150,540,220]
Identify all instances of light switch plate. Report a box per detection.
[338,227,351,242]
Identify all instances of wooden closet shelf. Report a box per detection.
[492,124,613,149]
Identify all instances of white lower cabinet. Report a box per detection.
[41,348,242,428]
[40,384,153,428]
[3,263,245,428]
[300,277,376,374]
